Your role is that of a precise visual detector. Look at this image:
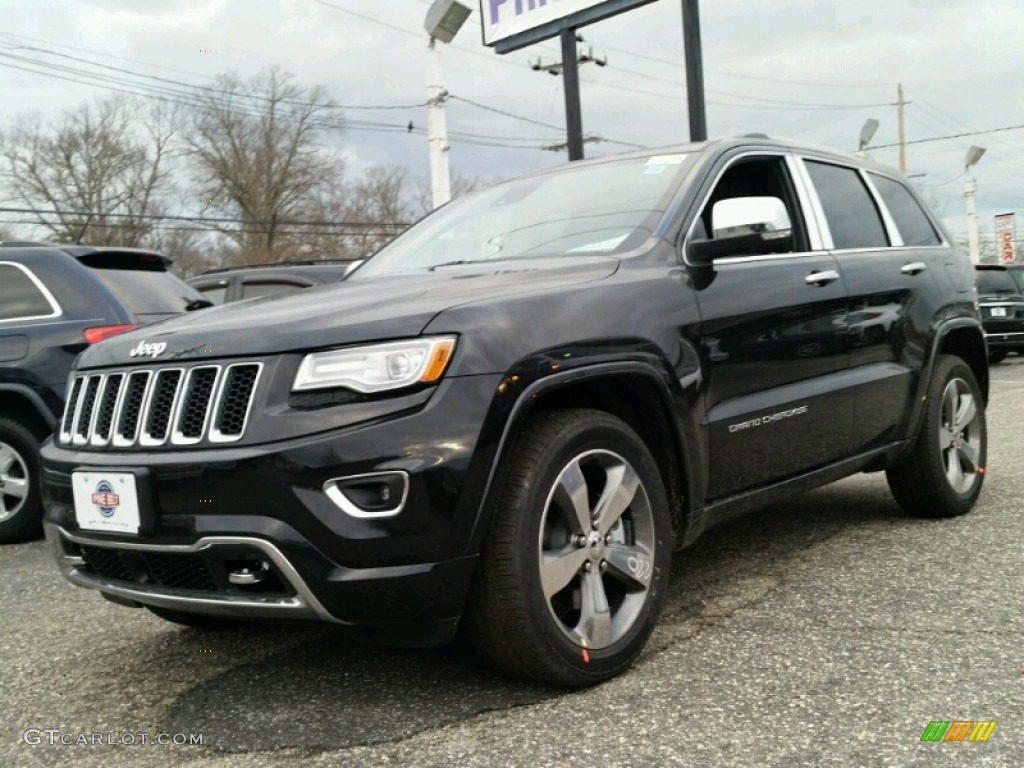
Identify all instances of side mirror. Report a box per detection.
[689,230,794,265]
[688,196,794,264]
[343,260,365,278]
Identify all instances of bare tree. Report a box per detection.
[184,66,345,264]
[414,170,486,218]
[0,96,176,246]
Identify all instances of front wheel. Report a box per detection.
[463,409,672,688]
[886,355,986,517]
[988,349,1008,364]
[0,416,46,544]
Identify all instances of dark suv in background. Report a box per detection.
[187,261,354,305]
[975,263,1024,363]
[0,243,208,542]
[42,137,987,687]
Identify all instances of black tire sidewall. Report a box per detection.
[499,412,672,681]
[0,417,45,543]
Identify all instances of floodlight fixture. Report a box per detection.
[425,0,471,43]
[858,118,879,151]
[964,145,986,169]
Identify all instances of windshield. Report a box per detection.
[353,154,693,279]
[1009,268,1024,292]
[976,269,1019,295]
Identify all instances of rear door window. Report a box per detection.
[804,161,889,250]
[868,173,941,246]
[0,262,59,321]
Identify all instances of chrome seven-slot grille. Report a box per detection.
[60,363,262,448]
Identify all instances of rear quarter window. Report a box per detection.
[0,262,60,321]
[868,173,941,246]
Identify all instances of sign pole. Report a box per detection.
[681,0,707,142]
[560,27,585,161]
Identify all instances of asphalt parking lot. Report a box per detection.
[3,359,1022,768]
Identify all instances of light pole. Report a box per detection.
[964,145,986,264]
[424,0,471,209]
[858,118,879,154]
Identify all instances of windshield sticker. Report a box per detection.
[569,236,630,253]
[646,154,687,166]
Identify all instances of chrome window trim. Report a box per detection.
[859,169,903,247]
[0,261,63,323]
[713,250,835,266]
[790,156,834,250]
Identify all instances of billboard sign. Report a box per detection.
[481,0,657,53]
[995,213,1016,264]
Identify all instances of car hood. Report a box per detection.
[77,257,619,368]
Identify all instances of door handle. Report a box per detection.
[901,261,927,275]
[805,269,840,286]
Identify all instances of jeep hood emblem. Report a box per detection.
[129,341,167,359]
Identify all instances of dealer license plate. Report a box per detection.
[72,471,142,534]
[990,307,1007,317]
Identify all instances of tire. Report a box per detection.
[0,416,47,544]
[463,408,672,688]
[146,605,249,630]
[988,349,1007,364]
[886,355,986,518]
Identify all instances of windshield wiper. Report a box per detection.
[427,260,478,271]
[185,298,214,311]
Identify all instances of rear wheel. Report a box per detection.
[146,606,249,630]
[0,416,46,544]
[886,355,986,518]
[464,409,671,688]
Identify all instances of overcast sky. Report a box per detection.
[2,0,1021,240]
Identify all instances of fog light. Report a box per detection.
[323,471,409,518]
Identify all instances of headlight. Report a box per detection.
[292,337,456,394]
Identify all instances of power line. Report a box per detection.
[0,37,424,111]
[867,123,1024,149]
[0,206,410,228]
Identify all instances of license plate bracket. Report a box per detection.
[72,468,155,536]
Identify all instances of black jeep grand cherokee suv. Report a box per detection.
[42,137,987,687]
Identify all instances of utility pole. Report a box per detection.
[425,38,451,209]
[681,0,707,142]
[896,83,906,173]
[560,28,584,161]
[964,145,987,264]
[530,34,607,161]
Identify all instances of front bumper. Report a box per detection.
[41,374,503,644]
